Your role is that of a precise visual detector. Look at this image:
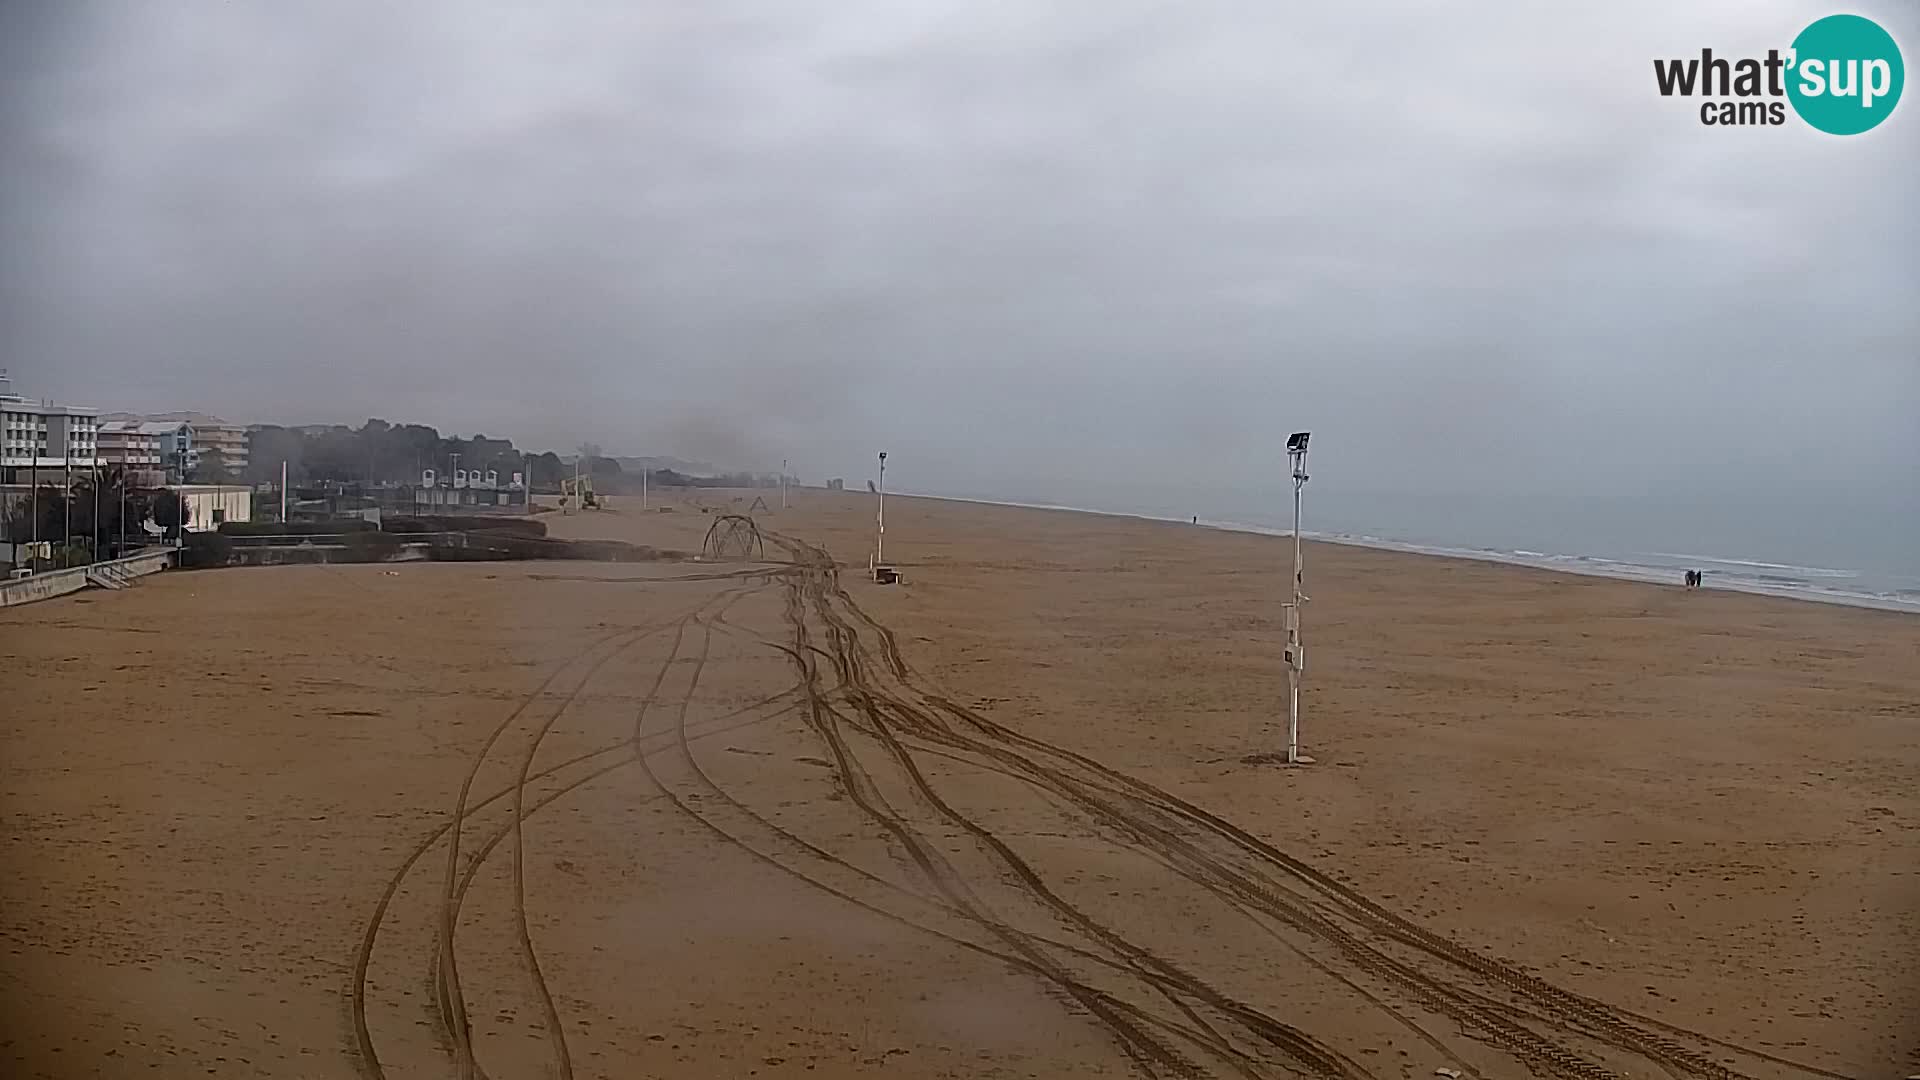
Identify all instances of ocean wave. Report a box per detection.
[1647,553,1857,578]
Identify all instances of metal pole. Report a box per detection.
[876,452,886,567]
[1287,474,1303,763]
[120,478,126,555]
[781,458,788,510]
[281,460,288,523]
[92,457,99,560]
[641,464,647,511]
[63,443,72,557]
[1283,433,1311,765]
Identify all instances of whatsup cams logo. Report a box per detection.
[1654,13,1904,133]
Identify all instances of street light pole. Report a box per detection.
[876,451,887,568]
[1283,432,1312,765]
[29,446,39,552]
[781,458,788,510]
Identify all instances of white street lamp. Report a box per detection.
[1284,431,1313,765]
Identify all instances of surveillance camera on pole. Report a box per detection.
[1284,431,1313,765]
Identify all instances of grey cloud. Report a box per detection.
[1,0,1913,506]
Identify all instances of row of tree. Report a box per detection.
[244,420,531,488]
[240,423,779,494]
[4,466,190,563]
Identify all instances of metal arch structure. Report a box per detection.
[701,514,765,561]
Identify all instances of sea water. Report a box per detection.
[918,488,1920,616]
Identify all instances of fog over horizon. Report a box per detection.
[2,1,1915,512]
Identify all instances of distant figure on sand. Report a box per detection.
[1684,569,1701,589]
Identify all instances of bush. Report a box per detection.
[220,519,377,536]
[177,531,234,568]
[385,515,546,537]
[341,530,404,560]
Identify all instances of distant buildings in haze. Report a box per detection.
[100,411,251,481]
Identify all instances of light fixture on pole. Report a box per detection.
[1283,431,1313,765]
[869,451,901,583]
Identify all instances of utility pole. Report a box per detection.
[876,451,887,568]
[640,465,647,512]
[92,457,99,560]
[28,444,38,555]
[281,460,288,523]
[1283,432,1313,765]
[781,458,788,510]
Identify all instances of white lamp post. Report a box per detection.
[875,451,887,569]
[1284,431,1312,765]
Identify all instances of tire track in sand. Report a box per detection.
[760,526,1843,1076]
[352,605,704,1080]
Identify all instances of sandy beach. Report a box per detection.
[2,489,1914,1079]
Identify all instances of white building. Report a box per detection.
[99,411,249,481]
[0,370,98,485]
[192,421,249,477]
[97,421,166,486]
[168,484,253,532]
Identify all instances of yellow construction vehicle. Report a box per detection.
[559,474,603,512]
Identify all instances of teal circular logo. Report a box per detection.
[1787,14,1904,135]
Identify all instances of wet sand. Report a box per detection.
[2,489,1914,1078]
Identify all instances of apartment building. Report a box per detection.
[193,421,249,476]
[101,410,250,481]
[97,421,167,487]
[0,370,98,485]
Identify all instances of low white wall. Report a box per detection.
[0,566,89,607]
[0,549,172,608]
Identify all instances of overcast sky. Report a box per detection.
[1,1,1914,507]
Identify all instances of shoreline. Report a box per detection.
[901,490,1920,616]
